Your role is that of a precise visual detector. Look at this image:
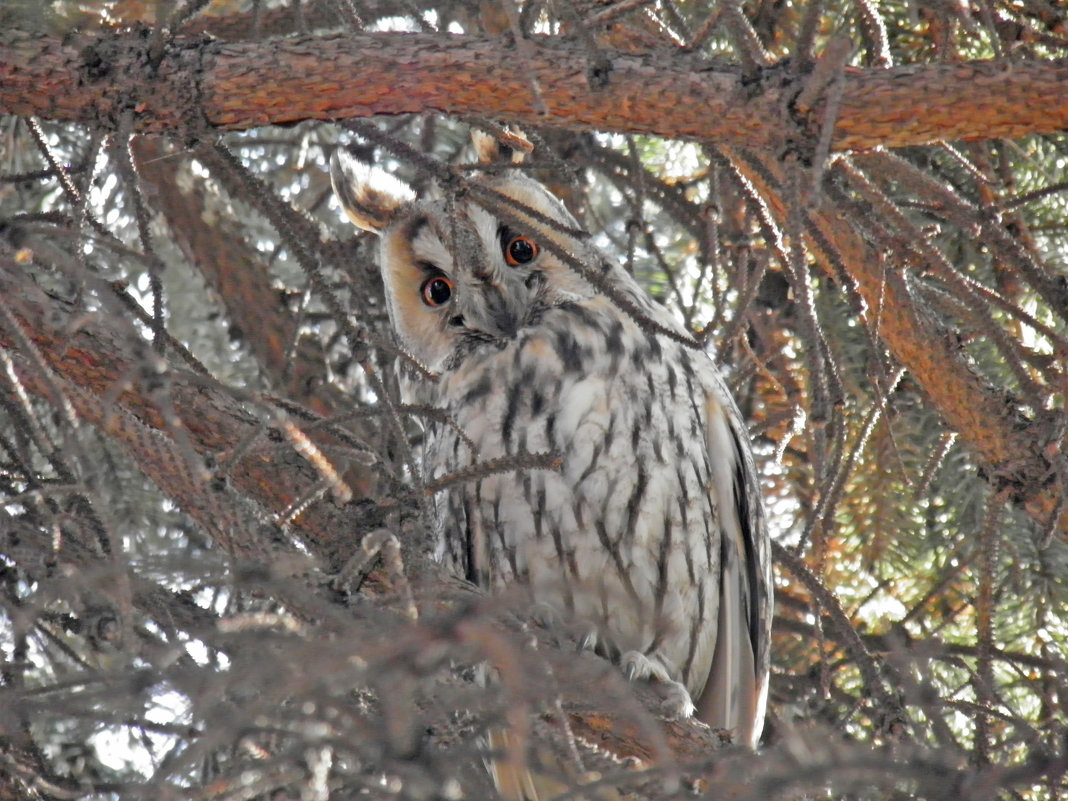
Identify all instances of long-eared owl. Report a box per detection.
[330,133,771,750]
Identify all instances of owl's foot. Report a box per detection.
[577,629,621,662]
[528,601,559,629]
[576,634,696,720]
[619,650,696,721]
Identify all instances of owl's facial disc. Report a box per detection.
[379,206,547,370]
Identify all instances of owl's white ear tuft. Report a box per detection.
[472,128,532,165]
[329,149,415,234]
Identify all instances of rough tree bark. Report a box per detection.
[2,28,1067,150]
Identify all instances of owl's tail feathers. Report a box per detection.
[487,727,627,801]
[695,560,760,748]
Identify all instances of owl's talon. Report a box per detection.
[528,601,557,629]
[656,680,697,720]
[618,650,696,720]
[578,630,598,653]
[619,650,672,684]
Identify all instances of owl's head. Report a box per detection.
[330,140,594,372]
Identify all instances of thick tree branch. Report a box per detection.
[0,262,367,568]
[130,137,334,408]
[2,28,1067,149]
[722,147,1066,540]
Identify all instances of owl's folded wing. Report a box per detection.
[694,377,772,747]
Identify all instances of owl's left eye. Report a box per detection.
[502,231,540,266]
[421,276,454,307]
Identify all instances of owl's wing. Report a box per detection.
[694,371,772,747]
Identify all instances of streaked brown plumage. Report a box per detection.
[331,135,772,793]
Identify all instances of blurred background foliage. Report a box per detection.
[0,1,1067,799]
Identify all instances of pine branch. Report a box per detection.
[2,28,1067,149]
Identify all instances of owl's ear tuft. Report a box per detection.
[329,149,415,233]
[472,128,532,165]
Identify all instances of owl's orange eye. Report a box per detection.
[421,276,454,307]
[503,234,539,266]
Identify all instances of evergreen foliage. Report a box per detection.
[0,1,1066,799]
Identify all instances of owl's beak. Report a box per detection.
[490,312,518,339]
[459,280,521,340]
[488,293,519,339]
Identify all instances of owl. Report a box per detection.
[330,135,771,758]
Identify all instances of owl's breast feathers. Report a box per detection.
[427,293,769,743]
